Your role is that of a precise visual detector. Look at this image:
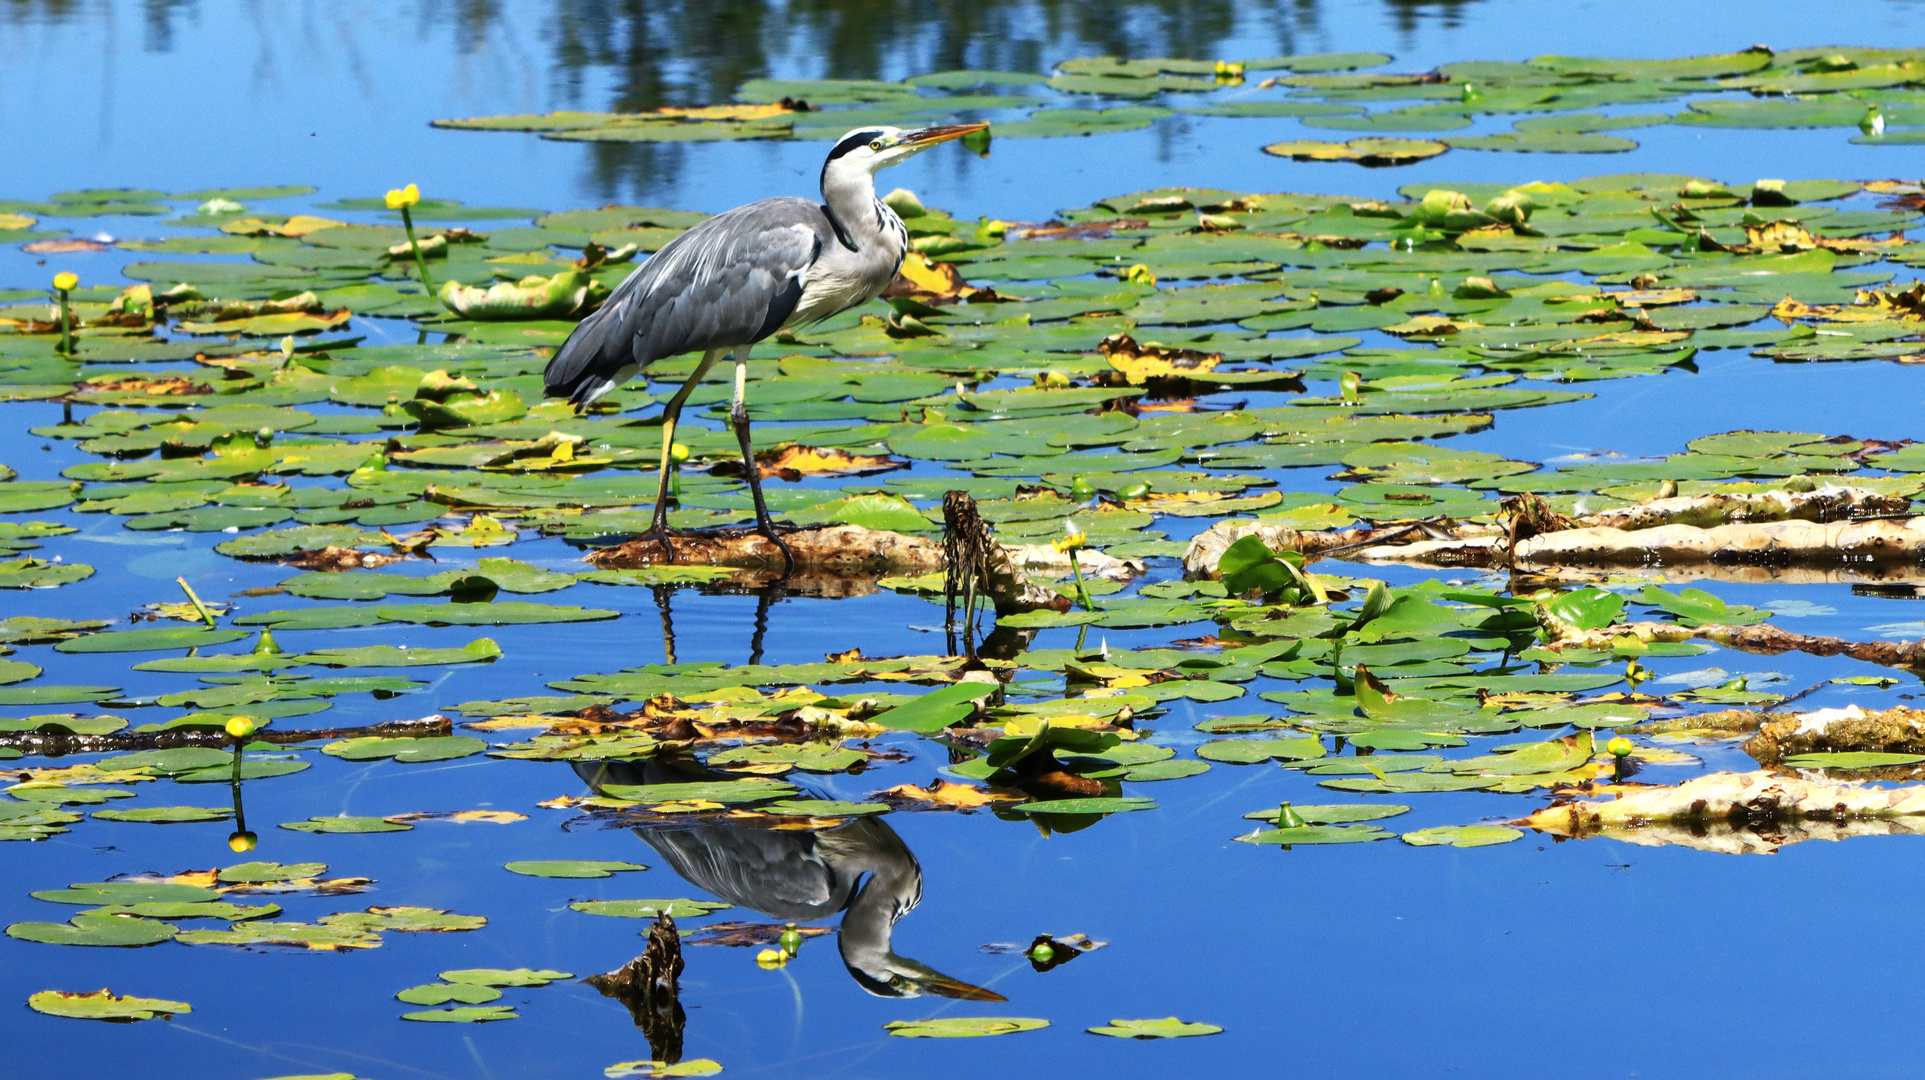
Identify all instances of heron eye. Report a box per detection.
[869,140,883,151]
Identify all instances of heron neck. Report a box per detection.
[818,165,890,254]
[836,832,922,968]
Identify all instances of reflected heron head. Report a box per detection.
[845,953,1007,1002]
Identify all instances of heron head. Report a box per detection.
[822,123,989,176]
[845,953,1007,1002]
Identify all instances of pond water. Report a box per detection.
[8,3,1925,1079]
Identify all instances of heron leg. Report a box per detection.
[730,343,795,571]
[648,348,725,562]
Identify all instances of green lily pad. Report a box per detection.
[761,800,891,817]
[400,1006,518,1023]
[1319,773,1499,793]
[321,736,489,763]
[600,779,798,805]
[1237,825,1393,844]
[54,627,250,653]
[503,860,649,878]
[294,638,504,668]
[884,1017,1050,1038]
[1196,737,1327,764]
[1402,825,1524,847]
[569,899,733,919]
[279,816,413,834]
[604,1060,724,1078]
[1011,797,1156,815]
[441,968,573,986]
[7,915,179,947]
[92,806,234,824]
[27,989,192,1021]
[1782,752,1925,769]
[397,983,503,1006]
[1087,1017,1223,1039]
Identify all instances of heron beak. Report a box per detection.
[914,971,1007,1002]
[894,122,990,149]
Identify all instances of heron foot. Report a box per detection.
[632,525,683,565]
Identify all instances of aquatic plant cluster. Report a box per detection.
[9,48,1925,1078]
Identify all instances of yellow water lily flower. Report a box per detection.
[52,272,77,291]
[385,184,421,210]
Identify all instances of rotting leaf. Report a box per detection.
[27,989,191,1022]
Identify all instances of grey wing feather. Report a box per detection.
[544,196,828,405]
[641,824,855,921]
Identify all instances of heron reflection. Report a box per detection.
[575,760,1003,1001]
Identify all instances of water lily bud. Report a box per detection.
[225,716,259,740]
[385,184,421,210]
[1607,736,1634,758]
[227,830,258,853]
[1070,476,1096,501]
[1277,802,1307,829]
[669,442,690,464]
[778,923,803,952]
[1461,82,1481,102]
[253,628,282,655]
[1115,480,1151,500]
[52,272,77,292]
[1028,941,1056,963]
[1428,277,1444,297]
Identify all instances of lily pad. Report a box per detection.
[321,736,489,763]
[397,983,503,1006]
[400,1006,518,1023]
[1402,825,1524,848]
[279,816,414,834]
[1010,797,1156,815]
[27,989,191,1022]
[92,806,234,824]
[1087,1017,1223,1039]
[8,915,178,947]
[504,860,649,878]
[884,1017,1050,1038]
[569,899,733,919]
[54,627,250,653]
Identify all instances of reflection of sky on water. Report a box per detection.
[3,0,1925,216]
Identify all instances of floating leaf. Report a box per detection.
[7,915,179,947]
[322,736,489,763]
[1087,1017,1223,1039]
[397,983,502,1006]
[1010,797,1156,815]
[884,1017,1049,1038]
[400,1006,518,1023]
[92,806,233,824]
[279,816,414,834]
[27,989,191,1022]
[1402,825,1524,847]
[441,968,573,986]
[570,898,732,919]
[604,1061,724,1078]
[503,860,648,879]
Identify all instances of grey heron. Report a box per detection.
[544,122,991,567]
[575,760,1004,1001]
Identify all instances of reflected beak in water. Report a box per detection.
[893,122,990,150]
[915,971,1007,1002]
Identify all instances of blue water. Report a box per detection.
[7,2,1925,1078]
